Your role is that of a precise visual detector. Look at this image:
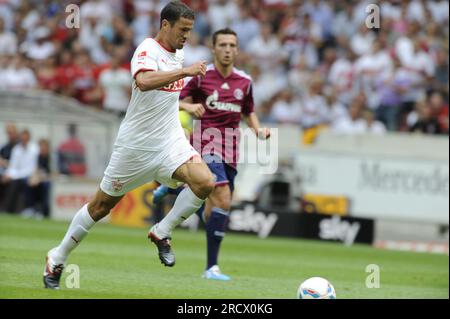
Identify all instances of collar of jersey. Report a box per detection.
[149,38,176,55]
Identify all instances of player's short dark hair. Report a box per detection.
[160,1,195,27]
[212,28,238,46]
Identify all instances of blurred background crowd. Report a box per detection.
[0,0,448,136]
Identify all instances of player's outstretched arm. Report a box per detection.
[135,61,207,92]
[242,112,271,140]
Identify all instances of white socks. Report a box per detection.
[154,187,205,238]
[50,204,96,264]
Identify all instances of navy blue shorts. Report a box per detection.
[203,154,237,193]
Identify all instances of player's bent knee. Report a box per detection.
[203,177,215,195]
[193,177,215,199]
[214,197,231,211]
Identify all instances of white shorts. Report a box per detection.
[100,137,199,197]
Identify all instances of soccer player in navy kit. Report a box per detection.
[153,28,270,280]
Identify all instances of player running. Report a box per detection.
[152,28,270,281]
[43,1,216,289]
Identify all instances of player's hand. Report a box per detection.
[184,103,205,118]
[184,61,207,77]
[257,128,271,140]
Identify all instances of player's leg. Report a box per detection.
[43,145,138,289]
[152,184,185,205]
[151,184,186,224]
[44,189,123,289]
[151,157,214,237]
[149,157,214,266]
[203,183,232,281]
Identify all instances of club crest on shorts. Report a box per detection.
[233,88,244,100]
[112,179,123,192]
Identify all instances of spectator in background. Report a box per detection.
[0,2,14,32]
[79,16,103,53]
[0,53,7,83]
[324,88,348,125]
[432,49,449,96]
[284,12,322,69]
[55,49,76,97]
[270,88,302,125]
[1,129,39,214]
[332,96,368,134]
[299,76,329,130]
[316,46,337,78]
[0,123,19,175]
[58,123,87,176]
[187,0,210,39]
[428,91,449,134]
[99,55,131,117]
[375,57,409,131]
[71,50,102,107]
[24,138,51,219]
[302,0,334,41]
[300,76,330,144]
[251,64,287,107]
[332,1,357,40]
[403,37,436,82]
[0,17,17,55]
[130,0,154,46]
[350,23,376,57]
[328,48,357,106]
[207,0,239,32]
[91,35,113,65]
[183,32,211,67]
[354,39,393,109]
[36,55,59,91]
[397,37,435,117]
[255,100,276,124]
[0,123,19,206]
[394,21,420,65]
[288,55,313,97]
[363,109,387,135]
[25,26,55,61]
[1,54,37,90]
[230,6,261,51]
[0,0,447,140]
[409,100,442,135]
[80,0,113,28]
[246,23,283,72]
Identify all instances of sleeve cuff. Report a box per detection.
[133,68,156,80]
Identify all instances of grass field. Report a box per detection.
[0,213,448,299]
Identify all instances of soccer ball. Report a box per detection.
[297,277,336,299]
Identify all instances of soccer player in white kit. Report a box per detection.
[43,1,215,289]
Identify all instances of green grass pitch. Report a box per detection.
[0,213,448,299]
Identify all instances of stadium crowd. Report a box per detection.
[0,122,86,217]
[0,0,448,137]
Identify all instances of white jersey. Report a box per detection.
[115,38,186,151]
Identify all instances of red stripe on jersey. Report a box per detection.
[133,68,155,79]
[157,87,183,92]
